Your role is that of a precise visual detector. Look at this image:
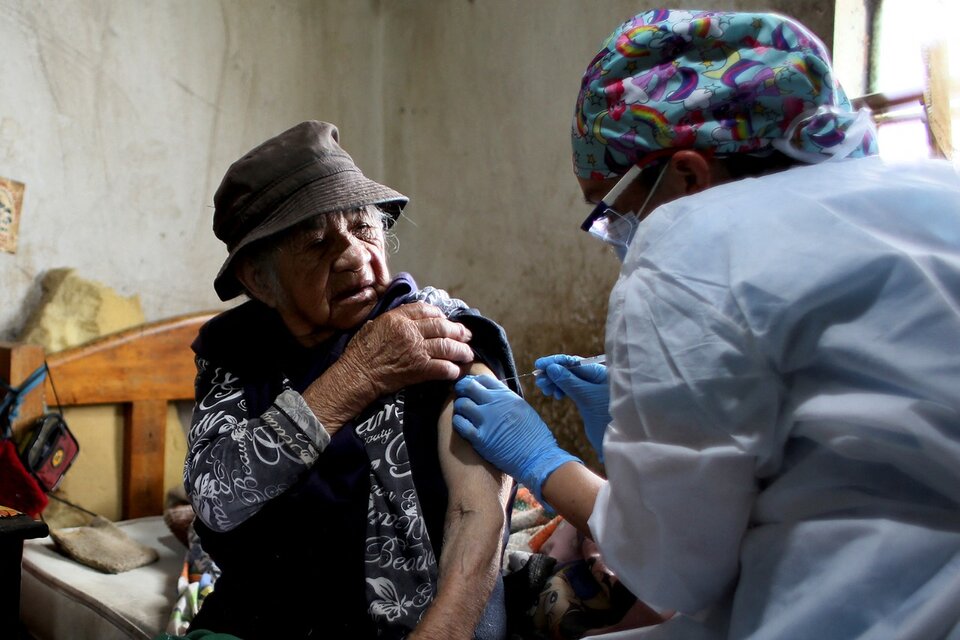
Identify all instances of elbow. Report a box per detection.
[443,498,508,581]
[451,498,507,541]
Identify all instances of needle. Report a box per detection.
[501,354,606,383]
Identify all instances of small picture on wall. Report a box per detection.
[0,176,25,254]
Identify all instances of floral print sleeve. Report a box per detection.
[185,355,331,533]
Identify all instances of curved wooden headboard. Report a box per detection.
[1,311,215,519]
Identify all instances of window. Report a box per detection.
[868,0,959,162]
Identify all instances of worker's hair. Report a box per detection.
[237,204,393,303]
[720,150,799,180]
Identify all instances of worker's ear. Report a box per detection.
[669,150,715,195]
[236,257,279,308]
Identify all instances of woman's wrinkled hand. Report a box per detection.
[302,302,474,435]
[339,302,475,398]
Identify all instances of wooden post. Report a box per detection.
[0,343,47,436]
[122,400,167,519]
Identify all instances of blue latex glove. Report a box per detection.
[453,374,581,503]
[534,354,611,462]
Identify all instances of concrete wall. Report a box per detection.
[1,1,839,479]
[382,0,837,463]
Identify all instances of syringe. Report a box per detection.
[503,354,607,382]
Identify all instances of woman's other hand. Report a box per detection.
[343,301,475,394]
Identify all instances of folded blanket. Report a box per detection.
[504,486,554,573]
[505,485,664,639]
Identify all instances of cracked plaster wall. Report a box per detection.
[0,0,387,340]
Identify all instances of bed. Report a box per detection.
[5,311,215,640]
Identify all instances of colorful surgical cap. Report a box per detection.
[573,9,878,179]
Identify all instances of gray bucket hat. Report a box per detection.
[211,120,409,301]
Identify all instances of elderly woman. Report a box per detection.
[183,121,518,640]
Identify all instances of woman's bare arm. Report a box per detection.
[411,362,513,640]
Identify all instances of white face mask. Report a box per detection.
[582,162,669,262]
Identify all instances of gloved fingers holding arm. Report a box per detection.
[533,354,612,462]
[453,374,581,504]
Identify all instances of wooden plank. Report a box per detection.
[43,312,214,406]
[122,399,168,519]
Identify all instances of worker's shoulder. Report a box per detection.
[760,156,960,205]
[673,156,958,228]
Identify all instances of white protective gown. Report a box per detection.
[587,156,960,640]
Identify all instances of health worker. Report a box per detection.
[453,9,960,640]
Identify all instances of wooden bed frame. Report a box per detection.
[0,311,215,519]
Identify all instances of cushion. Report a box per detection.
[50,516,159,574]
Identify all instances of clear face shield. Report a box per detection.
[580,161,669,262]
